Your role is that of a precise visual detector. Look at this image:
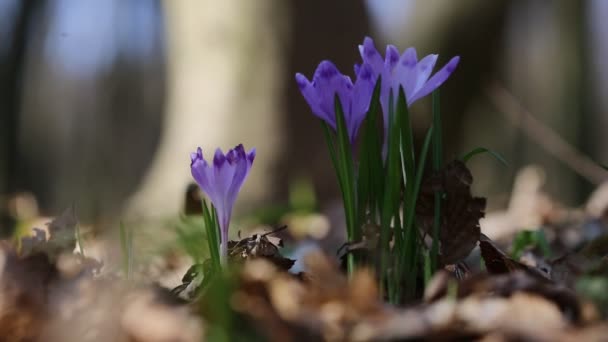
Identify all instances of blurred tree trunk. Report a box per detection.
[17,1,165,224]
[379,1,593,206]
[126,0,288,221]
[0,1,41,236]
[502,1,585,205]
[281,0,370,205]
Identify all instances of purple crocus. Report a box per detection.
[357,36,460,135]
[295,60,375,144]
[190,144,256,264]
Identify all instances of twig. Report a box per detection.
[487,83,608,185]
[262,225,288,237]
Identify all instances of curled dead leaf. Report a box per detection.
[417,160,486,265]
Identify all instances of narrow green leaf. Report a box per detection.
[321,121,349,208]
[75,223,85,257]
[399,88,415,206]
[461,147,508,167]
[424,248,432,288]
[432,90,443,171]
[381,90,403,302]
[119,221,128,274]
[397,86,414,245]
[406,232,421,300]
[334,95,357,235]
[203,200,221,271]
[357,76,383,223]
[119,221,133,280]
[397,126,434,295]
[321,121,340,178]
[430,90,442,272]
[321,120,353,274]
[510,230,552,259]
[175,217,207,263]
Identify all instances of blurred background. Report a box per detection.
[1,0,608,236]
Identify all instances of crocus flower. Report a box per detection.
[357,36,460,136]
[190,144,256,264]
[296,60,375,144]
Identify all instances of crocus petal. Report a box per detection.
[350,63,375,141]
[336,75,354,119]
[225,155,249,209]
[202,165,219,201]
[311,60,347,128]
[352,63,375,114]
[359,36,384,71]
[410,54,438,97]
[295,73,324,119]
[213,148,226,168]
[191,159,211,195]
[394,47,419,99]
[247,148,256,163]
[401,47,418,66]
[385,45,400,71]
[408,55,460,105]
[213,149,236,205]
[191,148,214,198]
[190,148,201,165]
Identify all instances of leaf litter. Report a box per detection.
[4,163,608,341]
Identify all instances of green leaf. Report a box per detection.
[75,223,85,257]
[175,215,208,263]
[357,76,384,223]
[203,200,221,272]
[319,94,359,275]
[423,249,432,287]
[288,178,316,212]
[380,90,402,299]
[334,94,358,238]
[397,125,434,299]
[119,221,133,280]
[576,276,608,316]
[461,147,508,167]
[430,90,442,273]
[399,88,416,210]
[510,229,551,259]
[321,121,340,183]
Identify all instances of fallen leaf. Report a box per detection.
[417,160,486,265]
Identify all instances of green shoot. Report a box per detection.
[119,221,133,280]
[461,147,508,167]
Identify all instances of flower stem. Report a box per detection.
[220,234,228,265]
[219,217,230,266]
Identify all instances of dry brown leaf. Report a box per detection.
[19,206,78,260]
[234,253,388,341]
[228,227,294,271]
[417,160,486,265]
[479,234,550,281]
[0,245,55,341]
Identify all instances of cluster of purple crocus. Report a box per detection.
[296,36,460,144]
[189,37,459,266]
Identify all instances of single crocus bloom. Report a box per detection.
[296,60,375,144]
[190,144,256,264]
[357,36,460,135]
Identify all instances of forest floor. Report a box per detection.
[3,166,608,341]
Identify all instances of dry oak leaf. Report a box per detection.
[417,160,486,265]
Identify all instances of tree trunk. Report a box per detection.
[126,0,287,221]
